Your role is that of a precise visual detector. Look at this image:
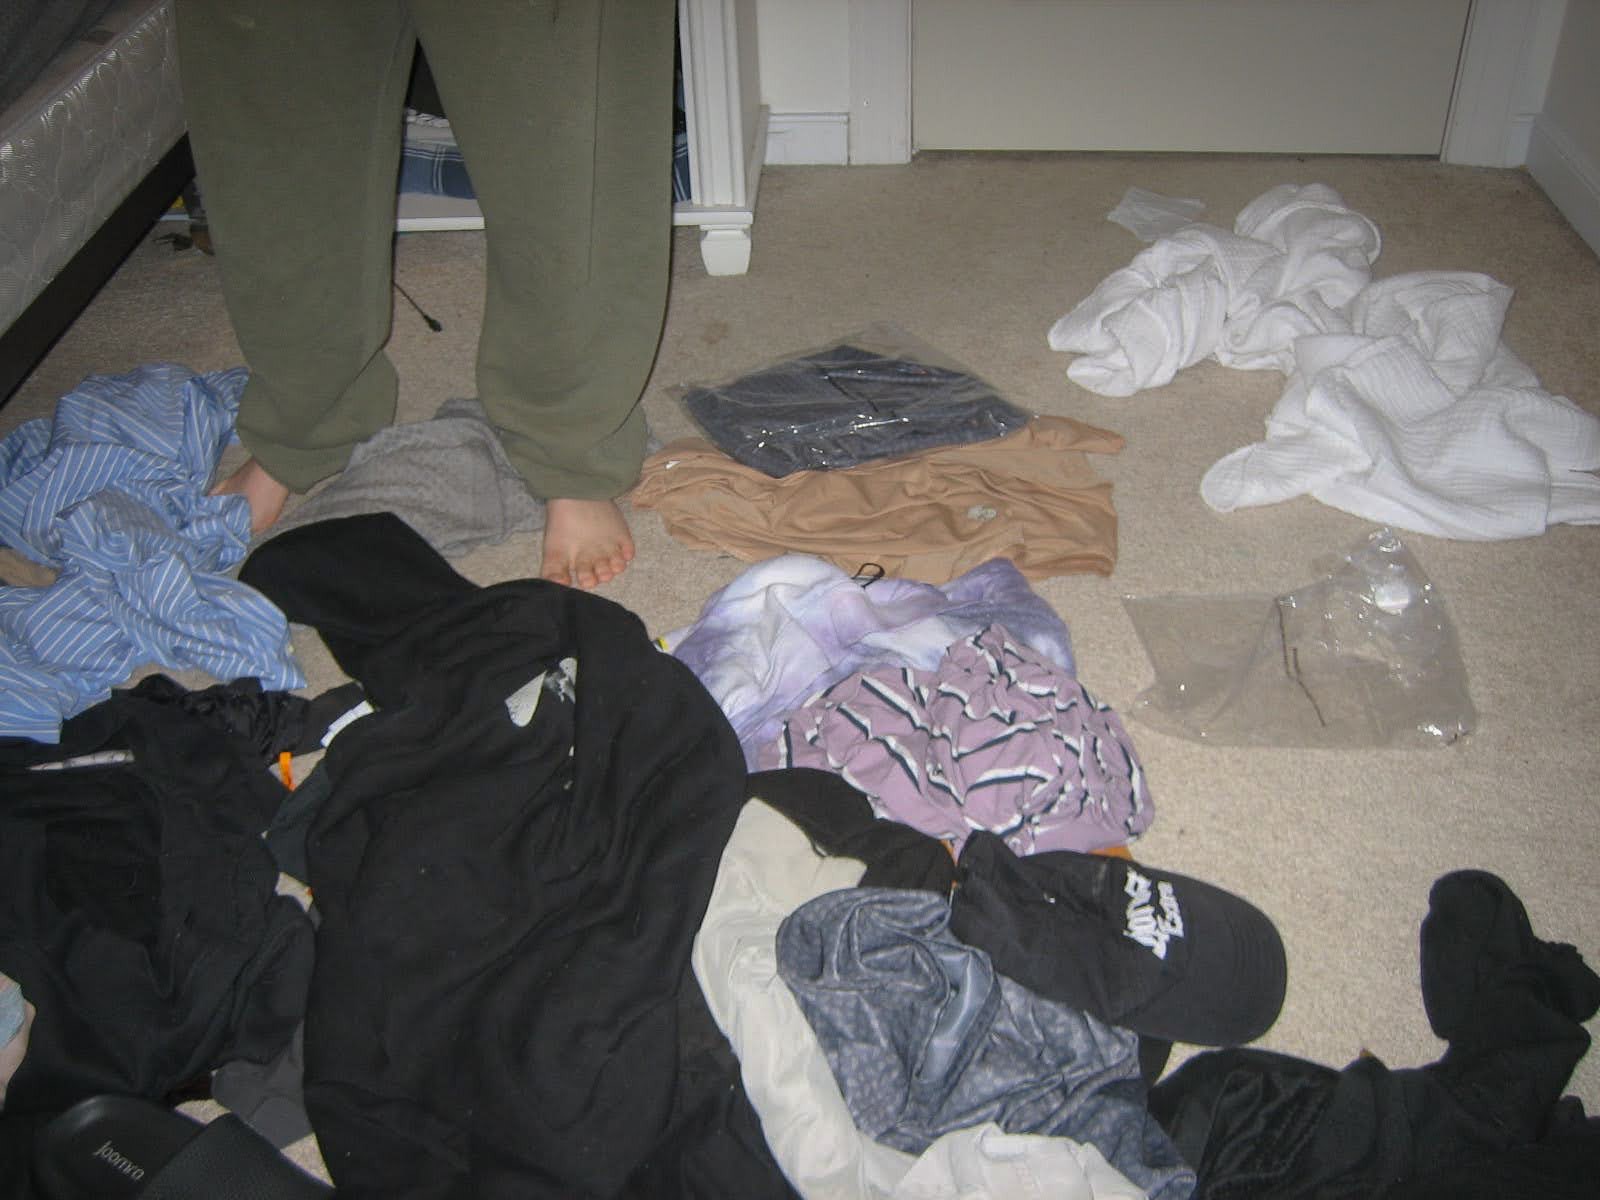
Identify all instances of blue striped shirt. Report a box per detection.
[0,363,304,742]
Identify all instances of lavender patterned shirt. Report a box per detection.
[758,624,1152,855]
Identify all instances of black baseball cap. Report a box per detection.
[950,831,1287,1046]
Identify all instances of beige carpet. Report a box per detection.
[8,153,1599,1150]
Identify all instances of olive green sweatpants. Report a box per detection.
[175,0,676,498]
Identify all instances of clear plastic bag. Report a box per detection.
[676,323,1033,477]
[1123,528,1475,748]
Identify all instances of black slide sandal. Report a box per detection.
[33,1095,331,1199]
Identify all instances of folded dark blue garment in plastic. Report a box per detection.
[683,343,1031,477]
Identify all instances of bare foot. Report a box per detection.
[541,498,635,589]
[212,457,290,534]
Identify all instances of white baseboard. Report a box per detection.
[1525,114,1600,259]
[764,111,850,165]
[1506,113,1536,168]
[396,192,483,232]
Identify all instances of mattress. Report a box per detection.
[0,0,183,335]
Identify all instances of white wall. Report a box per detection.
[1540,1,1600,165]
[756,0,849,112]
[754,0,852,163]
[1526,0,1600,254]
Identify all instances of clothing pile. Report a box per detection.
[0,364,303,742]
[3,203,1597,1189]
[0,514,1255,1199]
[1049,183,1600,540]
[4,512,1592,1197]
[633,332,1127,583]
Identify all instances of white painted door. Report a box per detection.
[911,0,1473,154]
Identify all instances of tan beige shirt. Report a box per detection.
[631,416,1124,583]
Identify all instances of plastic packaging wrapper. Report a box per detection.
[678,323,1033,477]
[1106,186,1207,243]
[1123,528,1475,748]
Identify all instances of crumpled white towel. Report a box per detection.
[1048,183,1378,392]
[1346,270,1538,393]
[1046,223,1275,396]
[1218,182,1380,371]
[1051,184,1600,539]
[1199,266,1600,538]
[1200,324,1600,539]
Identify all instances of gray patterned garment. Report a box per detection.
[776,887,1197,1200]
[0,973,23,1047]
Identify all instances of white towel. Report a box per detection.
[1346,271,1538,392]
[1200,327,1600,539]
[1050,184,1600,539]
[1218,183,1379,371]
[1050,184,1378,389]
[1047,224,1274,395]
